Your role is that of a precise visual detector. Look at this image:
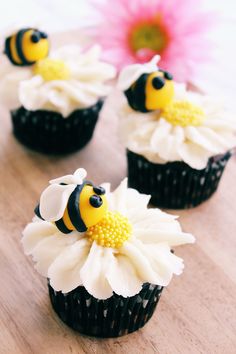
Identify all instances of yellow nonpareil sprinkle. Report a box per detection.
[162,100,205,127]
[33,58,71,81]
[86,211,132,249]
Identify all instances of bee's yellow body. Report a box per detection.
[61,184,108,233]
[145,72,174,111]
[5,28,49,66]
[125,69,174,112]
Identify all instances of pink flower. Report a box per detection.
[86,0,216,82]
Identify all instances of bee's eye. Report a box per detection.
[93,186,105,195]
[164,71,173,80]
[40,32,48,39]
[152,77,165,90]
[89,195,103,208]
[31,32,40,43]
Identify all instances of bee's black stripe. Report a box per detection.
[67,184,87,232]
[67,181,94,233]
[15,28,34,66]
[34,204,44,219]
[125,74,149,113]
[55,218,72,234]
[4,36,19,66]
[4,37,12,61]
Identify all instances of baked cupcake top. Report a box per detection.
[22,168,195,300]
[118,56,236,170]
[0,28,116,116]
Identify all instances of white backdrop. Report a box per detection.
[0,0,236,103]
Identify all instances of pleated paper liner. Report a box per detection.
[48,282,163,337]
[11,100,103,154]
[127,149,232,209]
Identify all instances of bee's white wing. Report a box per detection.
[50,174,75,185]
[117,64,144,91]
[73,168,87,182]
[117,55,160,91]
[39,184,76,222]
[50,168,87,185]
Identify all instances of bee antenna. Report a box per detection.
[93,186,105,195]
[40,31,48,39]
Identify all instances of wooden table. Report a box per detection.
[0,58,236,354]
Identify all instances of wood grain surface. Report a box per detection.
[0,35,236,354]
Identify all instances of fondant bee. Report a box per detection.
[35,180,108,234]
[4,28,49,66]
[125,69,174,113]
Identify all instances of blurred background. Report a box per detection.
[0,0,236,105]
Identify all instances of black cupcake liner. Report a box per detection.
[127,149,231,209]
[11,100,103,154]
[48,282,163,337]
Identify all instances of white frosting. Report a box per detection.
[0,45,116,116]
[119,83,236,170]
[22,172,195,300]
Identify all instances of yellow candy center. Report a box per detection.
[162,100,205,127]
[85,211,132,249]
[33,58,70,81]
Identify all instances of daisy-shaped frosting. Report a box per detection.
[0,44,116,116]
[22,169,195,300]
[118,60,236,170]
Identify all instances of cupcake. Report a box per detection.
[22,168,194,337]
[0,28,116,154]
[117,56,236,209]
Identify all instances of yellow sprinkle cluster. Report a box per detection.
[86,211,132,249]
[162,100,205,127]
[33,58,70,81]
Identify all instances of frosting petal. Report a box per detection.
[130,239,184,285]
[134,229,195,246]
[178,141,210,170]
[0,55,31,109]
[22,220,57,255]
[109,178,150,216]
[33,232,80,276]
[120,241,165,285]
[80,242,113,300]
[108,178,129,215]
[48,238,90,293]
[106,254,143,297]
[129,208,178,229]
